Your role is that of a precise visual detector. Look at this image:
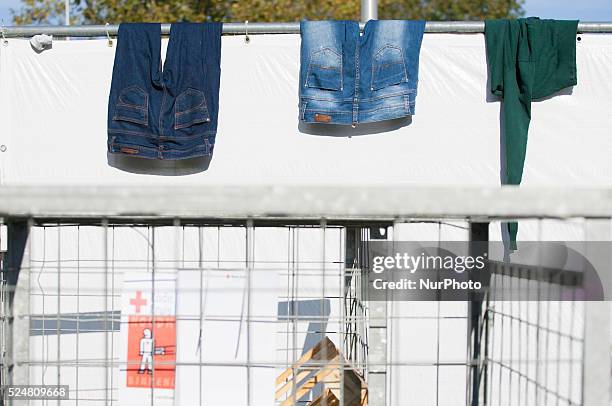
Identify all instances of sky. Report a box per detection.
[1,0,612,25]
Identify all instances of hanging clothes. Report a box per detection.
[108,23,222,160]
[485,17,578,247]
[299,20,426,125]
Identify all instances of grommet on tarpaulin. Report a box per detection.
[106,22,114,47]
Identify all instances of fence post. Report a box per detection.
[583,220,611,406]
[468,222,489,406]
[4,220,31,404]
[367,224,388,406]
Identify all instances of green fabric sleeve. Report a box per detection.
[485,19,507,97]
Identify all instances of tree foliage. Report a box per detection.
[11,0,524,25]
[230,0,524,22]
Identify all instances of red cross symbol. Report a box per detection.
[130,291,147,313]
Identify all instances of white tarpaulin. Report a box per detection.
[1,34,611,188]
[1,33,612,241]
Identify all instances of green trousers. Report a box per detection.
[485,18,578,247]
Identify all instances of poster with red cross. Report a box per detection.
[118,272,176,406]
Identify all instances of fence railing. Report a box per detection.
[3,21,612,38]
[2,185,612,221]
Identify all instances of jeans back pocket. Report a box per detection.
[174,88,211,130]
[306,47,343,91]
[113,85,149,126]
[371,45,408,91]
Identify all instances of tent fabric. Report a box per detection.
[1,34,612,237]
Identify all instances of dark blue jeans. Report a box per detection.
[108,23,222,160]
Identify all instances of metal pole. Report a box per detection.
[5,220,31,395]
[361,0,378,22]
[368,227,387,406]
[65,0,70,25]
[582,220,612,406]
[2,21,612,37]
[468,222,489,406]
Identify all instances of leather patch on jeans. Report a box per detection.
[315,113,332,123]
[120,147,139,155]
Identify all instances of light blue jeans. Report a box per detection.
[299,20,426,125]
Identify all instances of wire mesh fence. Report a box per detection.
[0,186,610,406]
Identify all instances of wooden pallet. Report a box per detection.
[275,337,368,406]
[311,368,367,406]
[309,389,340,406]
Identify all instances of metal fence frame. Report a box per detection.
[0,185,611,406]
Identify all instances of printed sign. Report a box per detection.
[126,315,176,389]
[119,272,176,406]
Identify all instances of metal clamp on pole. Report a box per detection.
[105,22,113,47]
[1,24,8,46]
[244,20,250,43]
